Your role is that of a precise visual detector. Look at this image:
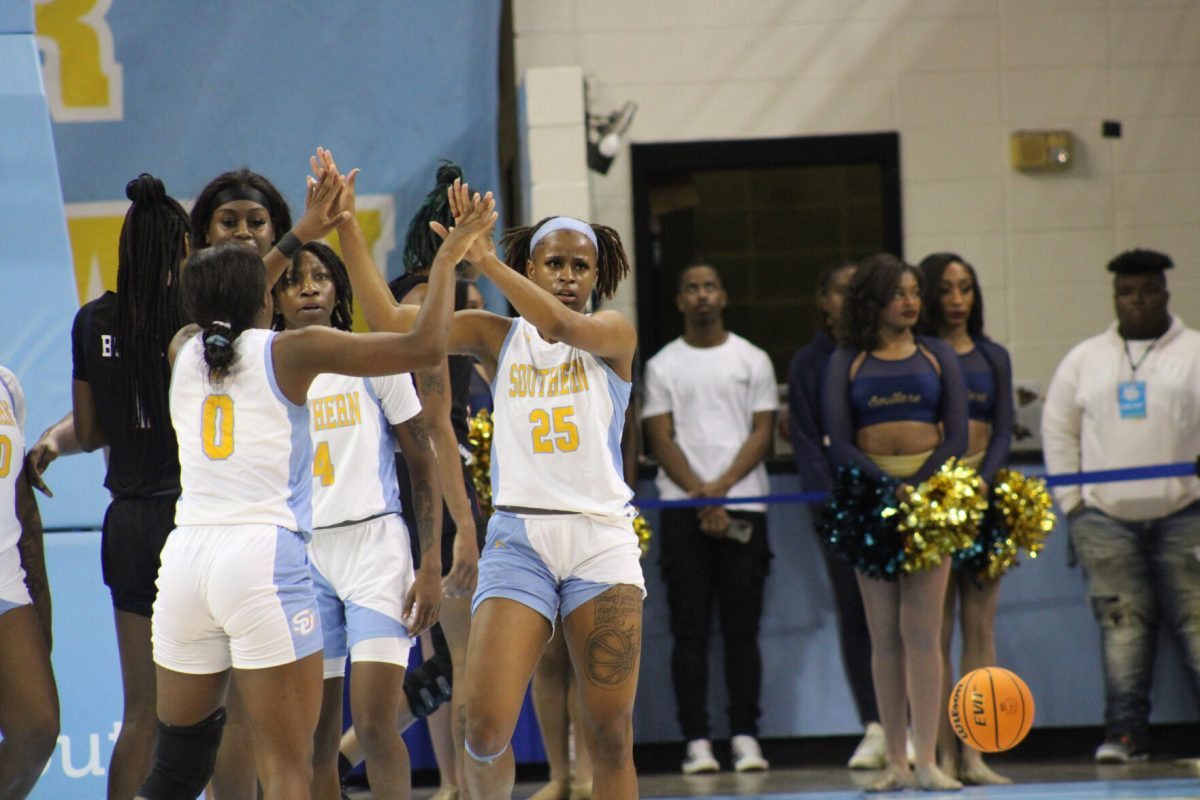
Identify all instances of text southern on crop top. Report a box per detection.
[850,350,941,427]
[958,347,996,421]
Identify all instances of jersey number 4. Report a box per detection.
[312,441,335,486]
[530,406,579,454]
[201,395,234,460]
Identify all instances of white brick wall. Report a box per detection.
[513,0,1200,385]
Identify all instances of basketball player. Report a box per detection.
[272,240,443,799]
[318,147,645,800]
[0,365,59,798]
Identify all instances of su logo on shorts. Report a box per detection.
[292,609,316,637]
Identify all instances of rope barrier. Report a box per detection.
[633,458,1200,510]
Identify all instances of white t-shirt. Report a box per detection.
[0,366,26,554]
[308,372,421,529]
[642,333,778,511]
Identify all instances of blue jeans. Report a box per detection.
[1069,502,1200,739]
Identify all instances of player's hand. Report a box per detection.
[432,179,497,266]
[26,436,59,497]
[445,177,498,265]
[310,146,359,226]
[442,522,479,598]
[404,566,442,637]
[290,150,349,244]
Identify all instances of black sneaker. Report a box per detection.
[1095,733,1149,763]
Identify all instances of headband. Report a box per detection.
[529,217,598,256]
[212,186,272,211]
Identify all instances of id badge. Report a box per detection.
[1118,380,1147,419]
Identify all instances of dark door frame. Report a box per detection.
[629,132,902,355]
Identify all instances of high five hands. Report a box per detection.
[430,179,497,265]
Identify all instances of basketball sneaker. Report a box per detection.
[681,738,720,774]
[731,735,769,772]
[848,722,887,769]
[1095,733,1148,763]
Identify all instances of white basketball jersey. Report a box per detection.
[0,366,26,554]
[491,317,634,518]
[308,372,421,528]
[172,329,313,532]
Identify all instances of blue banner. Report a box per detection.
[15,0,503,528]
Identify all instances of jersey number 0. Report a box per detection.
[201,395,235,460]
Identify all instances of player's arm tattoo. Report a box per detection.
[407,413,438,556]
[583,585,642,688]
[415,366,446,397]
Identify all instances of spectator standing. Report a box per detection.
[1042,249,1200,763]
[643,264,777,774]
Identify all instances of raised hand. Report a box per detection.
[430,179,497,266]
[309,146,359,227]
[437,178,497,265]
[292,152,349,243]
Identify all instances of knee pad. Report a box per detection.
[137,707,226,800]
[404,645,453,718]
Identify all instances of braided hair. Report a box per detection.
[402,161,463,274]
[500,217,631,300]
[189,169,292,250]
[272,242,355,332]
[115,174,190,450]
[181,244,267,384]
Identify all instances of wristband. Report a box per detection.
[276,231,303,259]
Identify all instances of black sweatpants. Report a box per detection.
[659,508,771,740]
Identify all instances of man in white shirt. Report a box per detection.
[642,264,777,775]
[1042,249,1200,764]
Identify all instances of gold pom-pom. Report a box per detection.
[632,512,653,559]
[898,459,987,574]
[466,409,494,518]
[985,469,1055,579]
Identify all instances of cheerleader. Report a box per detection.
[919,253,1014,785]
[134,189,493,800]
[320,148,644,800]
[822,254,967,791]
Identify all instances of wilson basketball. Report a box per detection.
[948,667,1035,753]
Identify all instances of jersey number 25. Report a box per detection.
[530,406,579,454]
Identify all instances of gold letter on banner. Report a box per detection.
[34,0,124,122]
[63,199,395,313]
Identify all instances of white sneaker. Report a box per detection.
[906,730,916,766]
[681,739,720,774]
[848,722,887,769]
[731,735,769,772]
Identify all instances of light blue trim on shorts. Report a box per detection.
[472,512,616,623]
[345,600,408,649]
[272,528,323,660]
[310,561,347,658]
[0,598,26,616]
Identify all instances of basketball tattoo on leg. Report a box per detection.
[584,586,642,688]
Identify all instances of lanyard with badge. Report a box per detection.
[1118,338,1158,419]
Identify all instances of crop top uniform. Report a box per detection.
[823,336,968,485]
[957,340,1014,483]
